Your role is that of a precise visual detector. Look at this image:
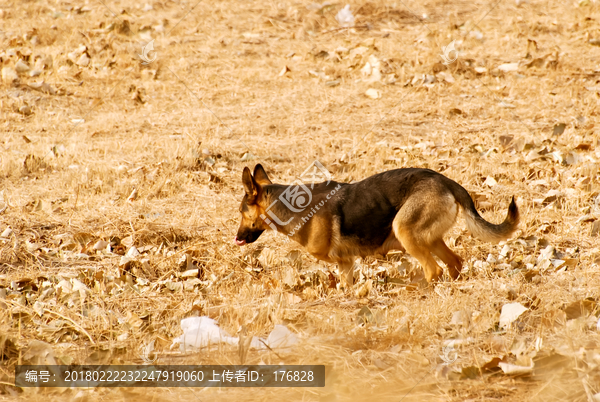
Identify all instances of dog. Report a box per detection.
[235,164,519,287]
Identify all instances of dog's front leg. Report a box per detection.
[338,260,355,289]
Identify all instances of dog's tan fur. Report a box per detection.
[235,165,520,286]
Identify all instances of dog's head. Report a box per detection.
[234,164,273,246]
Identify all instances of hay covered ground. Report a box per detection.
[1,0,600,400]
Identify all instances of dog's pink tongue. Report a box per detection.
[234,237,246,246]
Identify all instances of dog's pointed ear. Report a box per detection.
[253,164,272,186]
[242,166,258,204]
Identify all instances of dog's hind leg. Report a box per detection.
[430,239,463,279]
[394,229,443,282]
[391,189,459,282]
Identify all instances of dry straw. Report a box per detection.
[1,0,600,400]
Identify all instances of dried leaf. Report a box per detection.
[483,176,498,187]
[564,299,598,320]
[499,303,528,329]
[365,88,381,99]
[498,362,533,375]
[497,62,519,72]
[481,356,503,372]
[278,65,290,77]
[552,123,566,136]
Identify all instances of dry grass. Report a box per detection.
[1,0,600,400]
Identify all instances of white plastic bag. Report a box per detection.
[172,317,299,352]
[174,317,239,351]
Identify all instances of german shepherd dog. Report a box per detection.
[235,164,519,287]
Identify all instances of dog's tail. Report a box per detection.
[447,180,519,243]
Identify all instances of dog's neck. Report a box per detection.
[260,182,339,242]
[261,185,301,236]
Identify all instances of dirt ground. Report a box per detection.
[1,0,600,400]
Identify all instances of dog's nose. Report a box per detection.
[234,236,246,246]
